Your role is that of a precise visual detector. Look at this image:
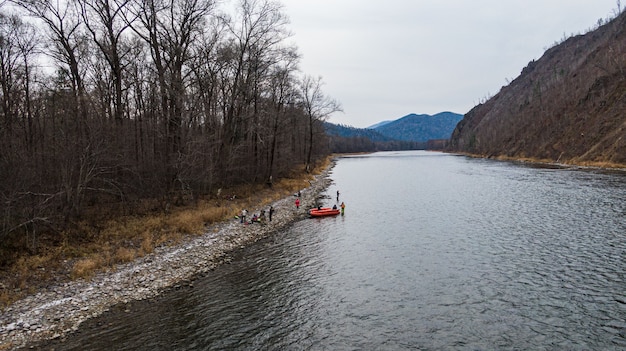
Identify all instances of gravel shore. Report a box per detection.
[0,165,333,350]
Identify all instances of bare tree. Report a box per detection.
[0,12,30,135]
[298,74,342,171]
[9,1,101,225]
[79,0,133,124]
[217,0,290,182]
[125,0,216,205]
[14,0,89,127]
[128,0,215,148]
[265,46,299,181]
[0,11,46,248]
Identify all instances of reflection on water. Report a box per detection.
[40,151,626,350]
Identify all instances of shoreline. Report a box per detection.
[0,163,334,350]
[445,151,626,170]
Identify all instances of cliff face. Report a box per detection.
[449,11,626,166]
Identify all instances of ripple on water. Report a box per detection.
[37,152,626,350]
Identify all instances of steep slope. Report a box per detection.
[449,11,626,167]
[373,112,463,142]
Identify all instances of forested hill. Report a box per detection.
[324,123,423,153]
[324,112,463,153]
[372,112,463,142]
[448,10,626,167]
[325,123,394,142]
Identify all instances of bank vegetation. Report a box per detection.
[0,0,340,307]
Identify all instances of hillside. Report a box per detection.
[373,112,463,142]
[367,120,393,129]
[324,122,423,153]
[325,123,394,142]
[448,11,626,167]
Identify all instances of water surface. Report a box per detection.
[41,151,626,350]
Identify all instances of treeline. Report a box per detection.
[0,0,340,247]
[328,135,425,154]
[325,122,428,153]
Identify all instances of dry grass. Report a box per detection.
[0,251,61,307]
[70,257,102,280]
[0,158,333,309]
[140,231,154,256]
[0,290,10,311]
[458,152,626,170]
[167,211,204,235]
[568,159,626,169]
[114,247,136,264]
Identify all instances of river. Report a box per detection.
[37,151,626,350]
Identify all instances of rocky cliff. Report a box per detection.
[449,11,626,167]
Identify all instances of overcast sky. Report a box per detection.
[280,0,620,128]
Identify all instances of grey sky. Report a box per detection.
[281,1,620,128]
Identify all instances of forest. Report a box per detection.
[0,0,341,259]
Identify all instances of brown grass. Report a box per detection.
[114,247,136,264]
[568,159,626,169]
[139,231,154,256]
[71,257,102,280]
[455,152,626,169]
[0,157,333,310]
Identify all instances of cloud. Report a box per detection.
[282,0,618,127]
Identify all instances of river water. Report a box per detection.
[39,151,625,350]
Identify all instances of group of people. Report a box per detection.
[295,189,346,215]
[330,202,346,214]
[241,187,347,224]
[239,206,275,225]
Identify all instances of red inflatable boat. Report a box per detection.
[309,207,340,217]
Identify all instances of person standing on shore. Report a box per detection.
[336,190,340,201]
[295,198,300,209]
[340,202,345,215]
[259,210,266,225]
[269,206,274,221]
[241,209,247,223]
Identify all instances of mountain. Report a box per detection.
[367,120,393,129]
[324,122,394,142]
[324,122,424,153]
[323,111,463,153]
[371,112,463,142]
[448,11,626,167]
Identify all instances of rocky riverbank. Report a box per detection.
[0,165,334,350]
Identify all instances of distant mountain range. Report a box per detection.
[369,112,463,142]
[324,111,463,153]
[324,123,394,143]
[367,120,393,129]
